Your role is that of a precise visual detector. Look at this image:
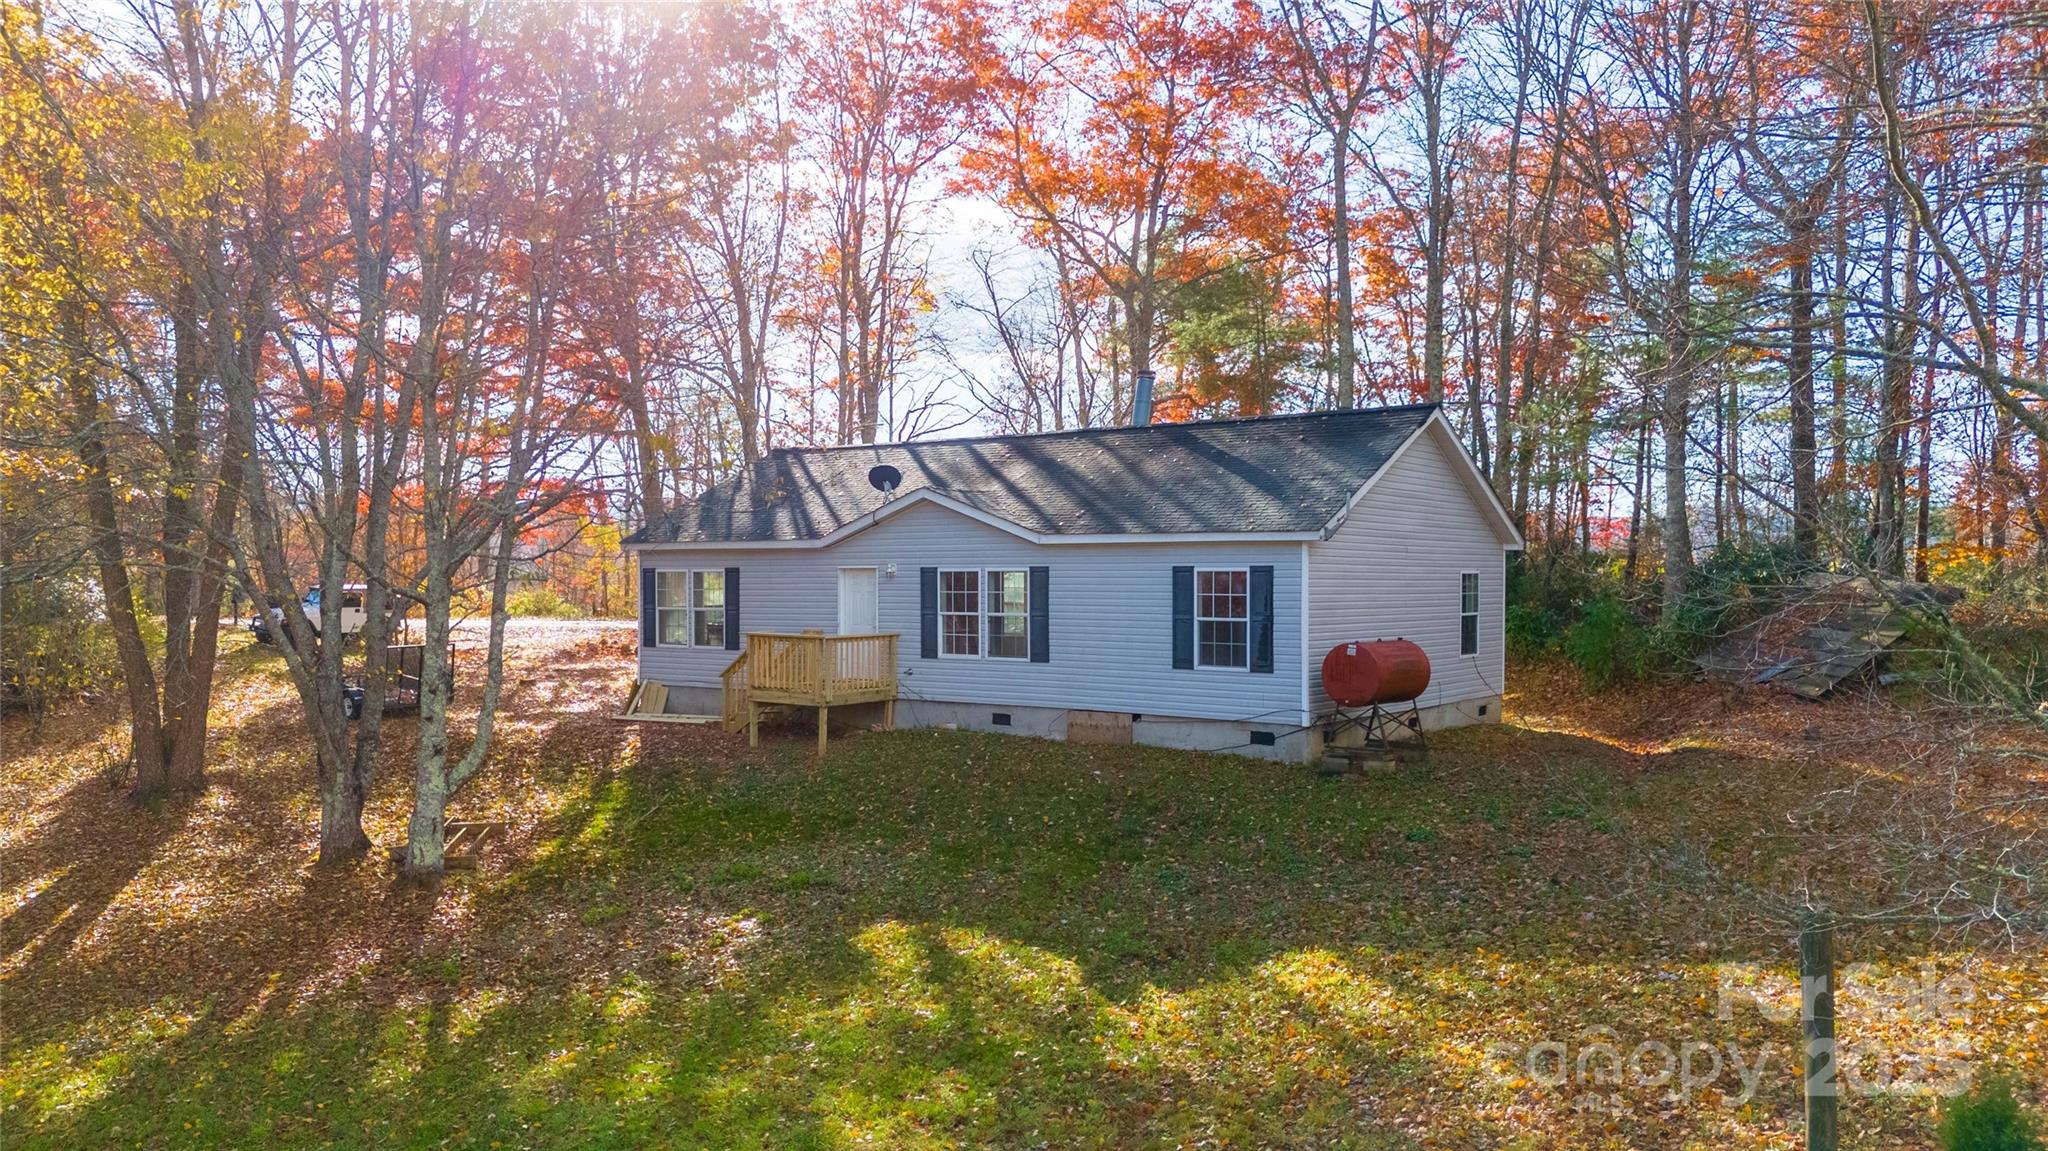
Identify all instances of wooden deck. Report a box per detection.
[724,632,898,753]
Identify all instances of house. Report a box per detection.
[621,402,1523,761]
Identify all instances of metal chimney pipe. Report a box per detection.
[1133,369,1155,427]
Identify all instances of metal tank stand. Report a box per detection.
[1323,700,1427,758]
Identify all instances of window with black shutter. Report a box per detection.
[919,567,939,659]
[1028,566,1049,663]
[639,564,657,648]
[1171,566,1194,669]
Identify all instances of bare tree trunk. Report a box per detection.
[1399,0,1463,404]
[1990,414,2012,562]
[1274,0,1379,409]
[1786,220,1820,560]
[1333,107,1357,409]
[403,561,457,884]
[59,300,167,794]
[158,299,259,794]
[1726,371,1746,542]
[1462,229,1490,473]
[1826,202,1851,496]
[1915,346,1936,581]
[1422,143,1452,403]
[1662,334,1695,606]
[1873,207,1920,576]
[1713,374,1727,546]
[1625,405,1651,586]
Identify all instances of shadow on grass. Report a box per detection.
[4,715,2029,1149]
[0,775,192,981]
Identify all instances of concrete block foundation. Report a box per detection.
[642,682,1501,764]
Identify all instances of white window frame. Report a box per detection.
[1193,565,1252,671]
[1460,571,1480,656]
[984,569,1030,661]
[937,568,982,658]
[691,570,727,648]
[654,569,690,647]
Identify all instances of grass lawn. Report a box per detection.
[3,626,2043,1148]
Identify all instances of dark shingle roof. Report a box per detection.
[625,403,1439,545]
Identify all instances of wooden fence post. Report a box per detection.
[1800,912,1838,1151]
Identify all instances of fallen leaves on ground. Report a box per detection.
[2,628,2042,1149]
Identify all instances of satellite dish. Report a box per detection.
[867,464,902,493]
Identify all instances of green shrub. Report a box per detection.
[1507,550,1620,662]
[1664,540,1815,651]
[1940,1079,2042,1151]
[1562,596,1652,690]
[1506,603,1564,659]
[1944,579,2048,702]
[505,585,580,619]
[1509,550,1613,621]
[0,570,122,723]
[1507,541,1830,685]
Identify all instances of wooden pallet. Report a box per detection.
[442,820,508,870]
[385,819,509,870]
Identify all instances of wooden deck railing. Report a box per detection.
[738,631,898,752]
[744,632,898,705]
[720,651,749,733]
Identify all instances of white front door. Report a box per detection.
[838,567,878,634]
[836,567,882,683]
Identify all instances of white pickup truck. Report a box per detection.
[250,583,368,645]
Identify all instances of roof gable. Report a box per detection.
[626,404,1442,547]
[1322,415,1525,549]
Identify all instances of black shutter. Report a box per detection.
[724,566,741,650]
[1249,565,1275,673]
[639,564,657,648]
[1028,565,1049,663]
[1171,565,1194,670]
[919,567,939,659]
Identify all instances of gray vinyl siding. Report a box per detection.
[1306,424,1510,716]
[637,500,1306,725]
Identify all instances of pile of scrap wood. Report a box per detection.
[614,680,719,724]
[1694,573,1960,700]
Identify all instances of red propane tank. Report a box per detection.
[1321,639,1431,708]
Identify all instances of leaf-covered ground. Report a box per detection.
[3,624,2043,1148]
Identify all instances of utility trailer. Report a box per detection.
[342,642,456,720]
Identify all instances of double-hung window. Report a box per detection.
[1195,568,1250,669]
[650,569,727,647]
[655,571,689,646]
[934,568,1031,659]
[692,570,726,647]
[1460,572,1479,655]
[939,569,981,657]
[986,570,1029,659]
